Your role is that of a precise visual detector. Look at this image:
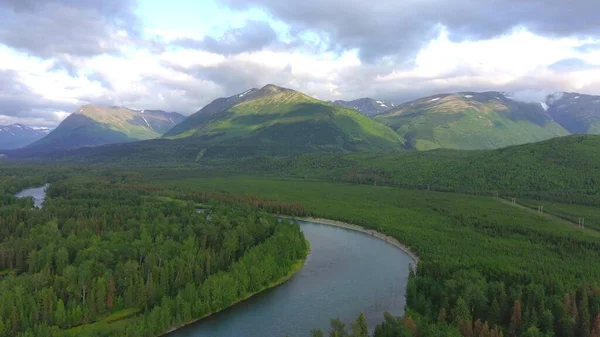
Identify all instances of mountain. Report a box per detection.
[163,84,403,156]
[331,98,395,116]
[27,105,185,151]
[544,92,600,134]
[374,91,570,150]
[0,124,51,149]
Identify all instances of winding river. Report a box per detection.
[169,220,414,337]
[14,184,49,208]
[13,186,414,336]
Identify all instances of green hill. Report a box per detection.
[375,91,569,150]
[200,134,600,202]
[164,84,403,155]
[28,105,185,151]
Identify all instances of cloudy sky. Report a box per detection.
[1,0,600,126]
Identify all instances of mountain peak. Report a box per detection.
[26,105,185,151]
[254,84,300,98]
[74,105,135,118]
[260,84,288,92]
[0,123,51,149]
[375,91,569,150]
[163,85,402,154]
[11,123,32,130]
[543,91,600,134]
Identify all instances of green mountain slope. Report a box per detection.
[375,92,569,150]
[164,84,403,155]
[28,105,185,150]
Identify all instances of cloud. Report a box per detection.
[1,1,600,127]
[0,0,139,58]
[0,70,76,126]
[173,20,279,55]
[217,0,600,62]
[549,58,600,72]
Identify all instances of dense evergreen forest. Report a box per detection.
[2,160,600,337]
[189,135,600,205]
[0,169,308,336]
[149,174,600,337]
[40,135,600,206]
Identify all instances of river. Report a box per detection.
[14,184,49,208]
[13,186,414,336]
[168,220,414,337]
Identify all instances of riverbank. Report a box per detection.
[279,216,420,264]
[163,240,310,336]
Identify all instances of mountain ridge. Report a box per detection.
[163,84,403,155]
[0,124,51,149]
[374,91,570,150]
[27,105,185,151]
[331,98,395,116]
[543,92,600,134]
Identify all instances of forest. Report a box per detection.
[149,173,600,337]
[0,170,308,337]
[1,161,600,337]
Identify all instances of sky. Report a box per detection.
[1,0,600,127]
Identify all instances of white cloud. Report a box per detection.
[1,15,600,127]
[372,28,600,99]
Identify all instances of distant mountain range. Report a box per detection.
[544,92,600,134]
[0,124,51,149]
[27,105,185,151]
[3,88,600,161]
[331,98,395,116]
[374,91,571,150]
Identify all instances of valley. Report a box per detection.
[2,2,600,336]
[3,161,600,337]
[1,87,600,337]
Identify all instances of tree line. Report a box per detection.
[0,174,307,337]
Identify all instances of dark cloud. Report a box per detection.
[0,70,77,125]
[173,20,279,55]
[217,0,600,62]
[163,57,293,96]
[0,0,139,57]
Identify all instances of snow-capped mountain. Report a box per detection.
[0,124,52,149]
[543,92,600,134]
[331,98,396,116]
